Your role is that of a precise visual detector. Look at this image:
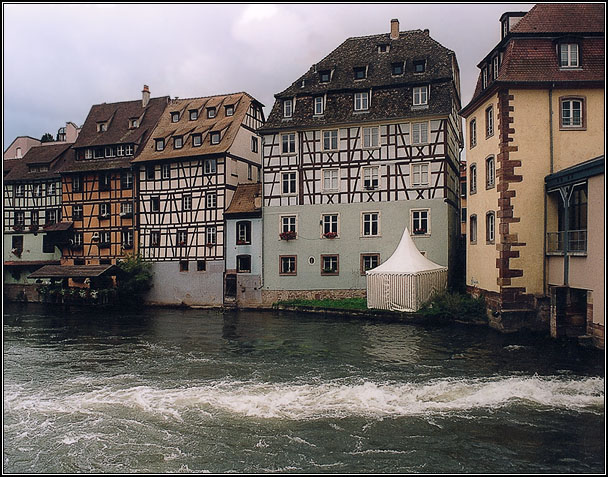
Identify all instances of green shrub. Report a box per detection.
[418,291,487,322]
[115,254,153,307]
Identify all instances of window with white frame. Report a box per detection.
[33,184,44,197]
[322,214,339,237]
[155,139,165,151]
[162,163,171,179]
[206,226,217,245]
[99,230,111,246]
[183,194,192,211]
[281,133,296,154]
[207,107,216,119]
[73,204,83,221]
[363,127,379,148]
[559,43,579,68]
[174,136,183,149]
[31,210,39,226]
[189,109,198,121]
[314,96,324,115]
[121,171,133,190]
[486,106,494,137]
[486,156,495,188]
[120,202,133,216]
[354,92,369,111]
[47,183,56,196]
[281,215,297,233]
[560,97,584,128]
[282,171,297,195]
[46,209,58,225]
[411,163,430,187]
[236,221,251,244]
[361,253,380,274]
[151,230,161,247]
[14,184,24,197]
[492,55,499,79]
[411,121,428,145]
[171,112,180,123]
[204,158,216,174]
[363,166,379,190]
[15,210,25,226]
[322,169,339,192]
[486,212,495,243]
[470,164,477,194]
[411,209,429,235]
[470,119,477,148]
[362,212,380,236]
[206,192,217,209]
[125,144,134,156]
[283,99,293,118]
[99,202,111,218]
[122,229,134,248]
[323,130,338,150]
[413,86,428,106]
[280,255,297,275]
[321,255,339,275]
[482,67,488,89]
[177,230,188,246]
[210,132,221,145]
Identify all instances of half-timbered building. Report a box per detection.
[56,86,168,274]
[132,92,265,306]
[3,143,72,300]
[460,4,604,348]
[259,19,462,303]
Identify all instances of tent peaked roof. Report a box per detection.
[367,227,446,275]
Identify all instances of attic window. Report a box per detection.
[319,70,331,83]
[413,60,426,73]
[210,132,221,145]
[559,43,579,68]
[225,105,234,116]
[354,67,367,80]
[207,107,216,119]
[155,139,165,151]
[129,118,139,128]
[189,109,198,120]
[391,62,404,76]
[171,112,180,123]
[378,44,390,53]
[97,122,107,132]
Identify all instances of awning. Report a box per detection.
[28,264,122,279]
[43,222,74,232]
[5,260,61,267]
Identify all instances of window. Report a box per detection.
[362,212,379,236]
[47,183,56,196]
[189,109,198,121]
[150,230,161,247]
[174,136,183,149]
[391,62,404,75]
[171,112,180,123]
[413,86,428,106]
[146,166,155,181]
[94,147,104,159]
[120,202,133,218]
[155,139,165,151]
[281,133,296,154]
[236,255,252,273]
[99,231,111,247]
[363,127,379,148]
[99,202,111,218]
[183,194,192,211]
[282,171,297,195]
[116,145,125,157]
[210,132,221,144]
[121,171,133,190]
[197,260,206,271]
[73,204,83,221]
[12,235,24,254]
[411,209,430,235]
[559,43,579,68]
[206,192,217,209]
[323,130,338,150]
[206,226,217,245]
[99,172,112,191]
[469,119,477,148]
[319,70,331,83]
[411,163,430,187]
[560,97,585,129]
[73,175,82,193]
[236,221,252,245]
[162,163,171,179]
[207,107,216,119]
[125,144,134,156]
[322,169,339,192]
[33,184,43,197]
[105,146,115,158]
[283,99,293,118]
[179,261,189,272]
[251,136,259,153]
[248,164,253,181]
[413,60,425,73]
[411,121,428,145]
[461,207,467,224]
[314,97,324,115]
[486,212,495,243]
[354,66,367,80]
[321,255,339,275]
[485,106,494,137]
[151,196,160,212]
[486,156,495,188]
[354,92,369,111]
[14,184,24,197]
[322,213,339,237]
[14,210,25,227]
[225,105,234,116]
[281,215,297,233]
[470,215,478,244]
[470,164,477,194]
[492,55,499,79]
[280,256,297,275]
[482,67,488,89]
[361,253,380,275]
[204,158,217,174]
[46,209,59,225]
[97,122,107,132]
[31,210,39,226]
[177,230,188,246]
[378,44,390,53]
[122,229,134,249]
[363,166,379,190]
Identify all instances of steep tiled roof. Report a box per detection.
[510,3,605,34]
[262,29,458,131]
[225,183,262,217]
[4,143,72,182]
[133,92,256,163]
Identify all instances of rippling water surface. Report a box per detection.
[3,303,605,473]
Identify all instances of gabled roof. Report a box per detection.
[4,143,72,182]
[133,92,258,163]
[510,3,605,34]
[225,183,262,217]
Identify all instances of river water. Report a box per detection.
[3,303,605,473]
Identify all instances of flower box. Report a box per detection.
[323,232,338,239]
[29,224,39,232]
[279,231,297,241]
[236,240,249,245]
[12,225,24,232]
[413,228,427,235]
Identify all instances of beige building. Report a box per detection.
[460,4,604,348]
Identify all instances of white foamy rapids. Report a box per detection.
[4,376,604,421]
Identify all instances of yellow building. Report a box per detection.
[460,4,604,348]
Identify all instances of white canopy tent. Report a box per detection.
[366,227,447,312]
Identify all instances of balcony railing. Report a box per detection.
[546,230,587,255]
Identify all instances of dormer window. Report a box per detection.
[354,66,367,80]
[207,107,216,119]
[314,96,324,115]
[189,109,198,121]
[97,122,107,132]
[391,62,404,76]
[413,60,426,73]
[283,99,293,118]
[129,118,139,128]
[210,132,221,145]
[492,56,500,79]
[174,136,183,149]
[192,133,202,147]
[319,70,331,83]
[225,105,234,116]
[378,44,390,53]
[354,92,369,111]
[155,139,165,151]
[559,43,579,68]
[171,112,180,123]
[482,67,488,89]
[413,86,428,106]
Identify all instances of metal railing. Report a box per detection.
[546,230,587,254]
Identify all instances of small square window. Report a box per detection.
[155,139,165,151]
[179,260,189,272]
[319,70,331,83]
[174,136,183,149]
[207,107,216,119]
[361,253,380,275]
[413,60,426,73]
[197,260,206,271]
[280,256,297,275]
[391,62,404,75]
[354,66,366,80]
[192,134,202,147]
[189,109,198,121]
[225,105,235,116]
[171,112,180,123]
[236,255,252,273]
[210,132,221,145]
[321,255,339,275]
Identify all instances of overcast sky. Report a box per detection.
[3,3,535,148]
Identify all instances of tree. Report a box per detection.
[115,254,153,307]
[41,133,54,143]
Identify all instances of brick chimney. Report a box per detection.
[142,85,150,108]
[390,19,399,40]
